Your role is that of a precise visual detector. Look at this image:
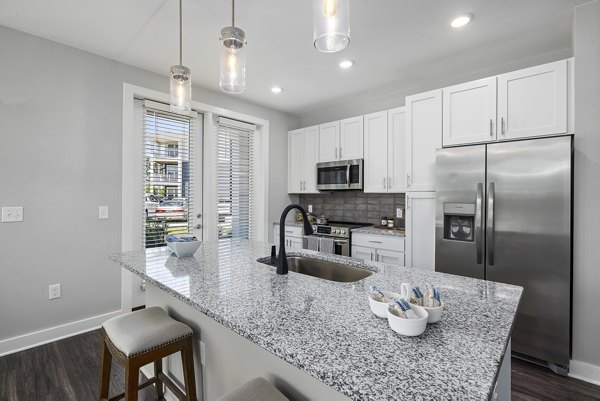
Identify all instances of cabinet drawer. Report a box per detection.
[352,233,405,252]
[274,224,303,238]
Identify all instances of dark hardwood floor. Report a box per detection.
[1,329,599,401]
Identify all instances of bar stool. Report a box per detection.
[215,378,288,401]
[99,307,197,401]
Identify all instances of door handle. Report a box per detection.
[501,118,505,136]
[475,183,484,265]
[489,119,493,136]
[487,182,496,266]
[346,166,351,187]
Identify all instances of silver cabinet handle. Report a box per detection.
[141,279,146,291]
[369,240,383,244]
[490,119,493,136]
[407,173,411,187]
[501,117,505,136]
[388,177,391,189]
[370,251,374,261]
[346,166,350,187]
[475,183,484,265]
[406,195,411,210]
[384,177,386,189]
[487,182,496,265]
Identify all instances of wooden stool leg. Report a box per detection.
[181,337,197,401]
[124,361,140,401]
[99,338,112,401]
[154,358,165,399]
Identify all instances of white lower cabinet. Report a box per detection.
[352,233,405,266]
[273,224,304,249]
[405,192,436,271]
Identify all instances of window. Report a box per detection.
[216,117,256,239]
[143,100,196,248]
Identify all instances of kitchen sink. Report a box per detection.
[257,255,373,282]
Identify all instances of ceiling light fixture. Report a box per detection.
[339,60,354,69]
[313,0,350,53]
[219,0,247,93]
[170,0,192,113]
[451,13,474,28]
[271,87,283,94]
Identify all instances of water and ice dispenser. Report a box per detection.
[443,203,475,242]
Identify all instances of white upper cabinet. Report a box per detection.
[364,111,388,193]
[318,121,340,162]
[288,126,319,194]
[388,107,407,193]
[443,77,497,146]
[406,89,442,192]
[339,116,364,160]
[497,59,568,140]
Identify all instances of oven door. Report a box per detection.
[317,159,363,190]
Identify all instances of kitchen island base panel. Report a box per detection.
[145,283,351,401]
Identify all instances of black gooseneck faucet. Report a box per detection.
[277,204,314,275]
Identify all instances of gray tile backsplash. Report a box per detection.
[299,192,406,227]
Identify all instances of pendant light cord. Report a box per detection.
[179,0,183,65]
[232,0,235,27]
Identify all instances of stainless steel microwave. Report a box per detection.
[316,159,363,190]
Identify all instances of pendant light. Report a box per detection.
[219,0,247,93]
[313,0,350,53]
[170,0,192,113]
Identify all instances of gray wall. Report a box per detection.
[298,49,573,127]
[572,0,600,371]
[299,192,405,227]
[0,25,298,341]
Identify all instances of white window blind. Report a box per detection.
[217,119,255,239]
[143,101,195,248]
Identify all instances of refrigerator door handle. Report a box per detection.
[487,182,496,266]
[475,183,484,264]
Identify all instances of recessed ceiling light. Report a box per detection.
[451,13,474,28]
[339,60,354,69]
[271,86,283,94]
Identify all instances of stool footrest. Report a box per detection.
[159,372,187,401]
[104,377,158,401]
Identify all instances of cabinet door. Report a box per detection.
[289,237,304,249]
[363,111,388,193]
[288,129,304,193]
[376,249,405,266]
[352,245,375,262]
[498,59,568,140]
[443,77,497,146]
[405,192,436,271]
[388,107,407,193]
[303,125,320,193]
[339,116,364,160]
[318,121,340,162]
[405,89,442,192]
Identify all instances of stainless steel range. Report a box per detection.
[309,221,370,256]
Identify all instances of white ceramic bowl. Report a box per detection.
[422,302,444,324]
[165,236,201,257]
[368,290,401,318]
[386,304,429,336]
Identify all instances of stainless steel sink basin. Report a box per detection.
[257,255,373,282]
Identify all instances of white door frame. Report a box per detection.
[121,83,270,311]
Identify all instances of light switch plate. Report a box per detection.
[308,204,313,213]
[99,206,109,220]
[396,208,403,219]
[2,207,23,223]
[49,284,61,300]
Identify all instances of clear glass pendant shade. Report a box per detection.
[313,0,350,53]
[219,26,246,93]
[170,65,192,113]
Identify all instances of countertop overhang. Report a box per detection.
[111,240,522,401]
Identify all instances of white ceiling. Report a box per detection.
[0,0,587,116]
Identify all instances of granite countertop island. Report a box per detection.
[111,240,521,401]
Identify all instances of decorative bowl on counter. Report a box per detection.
[165,235,201,257]
[368,290,401,318]
[386,304,429,336]
[422,303,444,324]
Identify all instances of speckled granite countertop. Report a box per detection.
[352,226,406,237]
[111,240,521,401]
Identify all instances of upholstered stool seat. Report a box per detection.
[215,378,288,401]
[99,307,197,401]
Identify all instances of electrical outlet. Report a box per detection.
[396,208,403,219]
[200,341,206,366]
[99,206,109,220]
[49,284,61,300]
[308,204,313,213]
[2,207,23,223]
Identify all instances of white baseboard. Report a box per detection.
[569,360,600,386]
[0,309,123,357]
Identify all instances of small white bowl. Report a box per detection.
[368,291,401,318]
[386,304,429,336]
[422,302,444,324]
[165,236,201,257]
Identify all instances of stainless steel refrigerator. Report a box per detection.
[435,135,572,373]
